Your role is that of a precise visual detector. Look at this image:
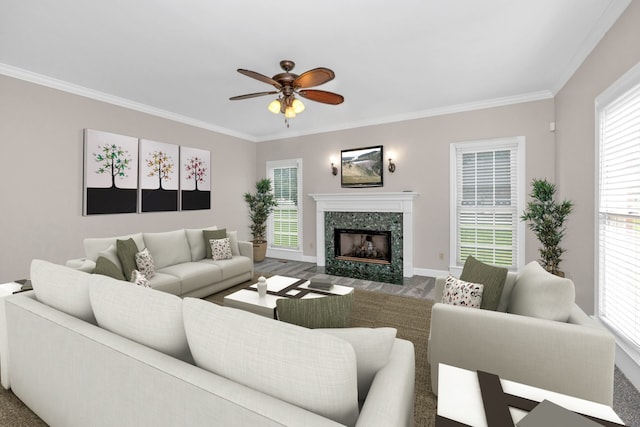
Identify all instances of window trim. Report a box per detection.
[594,62,640,370]
[266,158,303,261]
[449,137,526,276]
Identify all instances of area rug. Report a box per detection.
[206,280,438,427]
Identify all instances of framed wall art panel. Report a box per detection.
[83,129,138,215]
[139,139,179,212]
[180,146,211,211]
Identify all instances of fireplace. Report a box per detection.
[310,192,418,284]
[334,229,391,265]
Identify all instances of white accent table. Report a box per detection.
[223,275,353,318]
[437,363,623,426]
[0,281,24,390]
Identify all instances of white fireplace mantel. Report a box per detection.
[309,192,419,277]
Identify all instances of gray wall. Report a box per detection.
[555,0,640,313]
[256,99,556,276]
[0,75,256,283]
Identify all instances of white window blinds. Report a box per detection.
[597,78,640,352]
[268,160,301,250]
[452,138,524,270]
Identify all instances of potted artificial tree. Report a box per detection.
[521,178,574,276]
[243,178,278,262]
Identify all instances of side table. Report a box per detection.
[0,281,29,390]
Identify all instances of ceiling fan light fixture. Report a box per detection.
[292,98,305,114]
[268,99,281,114]
[284,106,297,118]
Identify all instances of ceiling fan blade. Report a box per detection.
[229,91,279,101]
[298,89,344,105]
[237,69,282,89]
[294,68,335,88]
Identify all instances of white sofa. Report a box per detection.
[66,226,253,298]
[3,260,416,427]
[428,261,616,406]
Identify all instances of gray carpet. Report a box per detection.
[256,257,640,427]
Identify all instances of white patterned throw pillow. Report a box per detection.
[130,270,151,287]
[442,275,484,309]
[210,238,232,261]
[135,248,155,278]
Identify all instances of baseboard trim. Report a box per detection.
[413,268,448,278]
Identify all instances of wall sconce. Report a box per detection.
[388,158,396,173]
[331,163,338,176]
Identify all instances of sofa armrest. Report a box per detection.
[65,258,96,272]
[238,241,253,262]
[429,303,615,405]
[357,338,415,427]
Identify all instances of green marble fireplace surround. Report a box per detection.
[325,211,403,284]
[310,192,418,285]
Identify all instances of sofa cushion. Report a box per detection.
[442,275,484,309]
[201,256,253,280]
[84,233,144,262]
[146,272,182,295]
[459,255,508,311]
[157,262,222,295]
[30,259,96,324]
[508,261,575,322]
[143,229,191,270]
[185,226,217,261]
[88,274,193,363]
[210,238,232,261]
[116,238,141,281]
[135,248,156,278]
[183,298,359,426]
[203,229,227,259]
[317,327,396,401]
[93,256,126,281]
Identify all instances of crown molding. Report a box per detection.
[256,90,554,142]
[0,63,258,142]
[550,0,632,95]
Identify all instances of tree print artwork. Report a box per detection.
[180,147,211,210]
[94,144,132,188]
[184,156,207,191]
[83,129,138,215]
[146,151,174,190]
[140,140,179,212]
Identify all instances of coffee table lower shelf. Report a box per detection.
[223,275,353,318]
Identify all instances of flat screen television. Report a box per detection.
[340,145,383,188]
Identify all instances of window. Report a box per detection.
[267,159,302,254]
[450,137,525,271]
[596,63,640,357]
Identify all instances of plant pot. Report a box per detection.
[252,241,267,262]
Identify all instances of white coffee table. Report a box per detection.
[436,363,623,426]
[223,275,354,318]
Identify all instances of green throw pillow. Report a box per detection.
[93,256,126,281]
[203,228,227,259]
[276,293,354,328]
[116,238,140,281]
[459,255,508,311]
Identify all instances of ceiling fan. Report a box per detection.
[230,60,344,126]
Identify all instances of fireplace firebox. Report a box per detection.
[334,229,391,265]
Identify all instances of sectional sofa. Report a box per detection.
[3,260,416,427]
[65,226,253,298]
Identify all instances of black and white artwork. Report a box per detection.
[139,139,179,212]
[180,146,211,210]
[83,129,138,215]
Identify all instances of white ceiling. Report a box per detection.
[0,0,630,142]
